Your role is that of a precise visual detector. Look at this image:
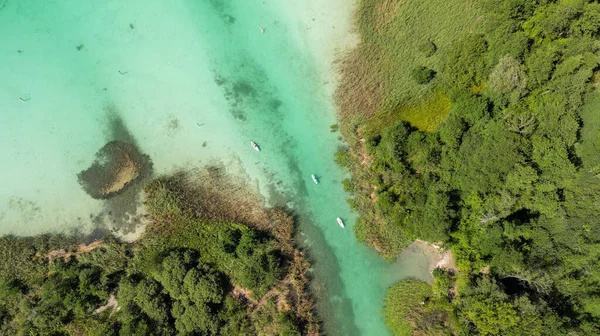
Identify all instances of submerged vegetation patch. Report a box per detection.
[214,55,287,126]
[84,107,157,234]
[77,140,152,200]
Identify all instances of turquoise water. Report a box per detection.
[0,1,433,334]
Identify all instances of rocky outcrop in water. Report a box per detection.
[77,141,152,199]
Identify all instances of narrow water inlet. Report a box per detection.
[0,1,432,335]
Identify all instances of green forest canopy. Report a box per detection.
[0,176,315,336]
[338,0,600,335]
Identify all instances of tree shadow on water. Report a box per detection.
[104,104,139,146]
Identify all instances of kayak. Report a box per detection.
[336,217,345,228]
[311,174,318,184]
[250,141,260,151]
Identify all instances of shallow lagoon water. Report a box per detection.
[0,1,431,334]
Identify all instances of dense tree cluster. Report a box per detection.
[340,0,600,334]
[0,177,314,335]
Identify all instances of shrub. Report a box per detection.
[419,40,437,57]
[334,147,353,167]
[411,66,437,84]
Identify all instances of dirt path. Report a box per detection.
[94,294,119,316]
[45,240,105,261]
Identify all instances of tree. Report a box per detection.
[523,0,586,40]
[157,250,194,299]
[133,279,170,325]
[488,55,528,101]
[571,3,600,37]
[463,300,520,335]
[183,267,224,305]
[443,34,489,89]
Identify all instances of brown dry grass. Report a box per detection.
[143,165,295,245]
[373,0,406,34]
[336,46,385,121]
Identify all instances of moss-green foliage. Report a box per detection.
[396,93,451,132]
[343,0,600,334]
[0,240,125,335]
[419,40,437,58]
[0,177,299,335]
[411,66,436,85]
[334,147,353,168]
[383,279,432,335]
[383,277,454,336]
[141,178,283,298]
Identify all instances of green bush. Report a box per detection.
[334,147,353,167]
[411,66,436,84]
[419,40,437,57]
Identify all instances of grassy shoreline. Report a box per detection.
[335,0,600,335]
[335,0,485,260]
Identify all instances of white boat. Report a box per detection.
[336,217,345,228]
[250,141,260,151]
[311,174,318,184]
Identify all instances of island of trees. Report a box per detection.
[337,0,600,335]
[0,170,318,335]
